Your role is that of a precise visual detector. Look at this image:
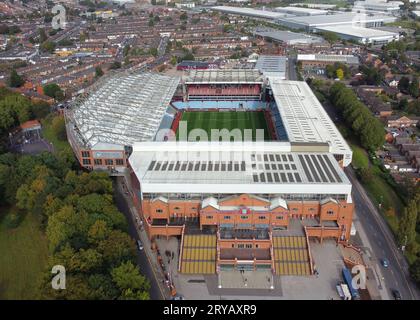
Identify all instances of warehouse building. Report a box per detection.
[276,12,397,31]
[313,25,400,44]
[297,54,360,69]
[274,6,328,16]
[212,6,286,20]
[254,28,325,46]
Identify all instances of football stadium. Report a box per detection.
[65,69,354,278]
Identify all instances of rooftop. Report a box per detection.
[277,12,396,27]
[255,55,287,79]
[66,72,180,149]
[254,28,324,44]
[128,141,352,195]
[274,6,328,15]
[268,78,352,162]
[211,6,286,19]
[185,69,264,84]
[315,25,400,39]
[297,54,359,64]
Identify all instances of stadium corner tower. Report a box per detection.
[65,69,354,275]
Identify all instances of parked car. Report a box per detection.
[381,258,389,268]
[392,289,402,300]
[137,240,143,251]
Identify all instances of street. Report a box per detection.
[346,167,419,300]
[113,178,165,300]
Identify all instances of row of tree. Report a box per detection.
[329,82,385,151]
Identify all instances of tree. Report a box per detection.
[40,41,56,54]
[336,68,344,80]
[409,259,420,285]
[397,200,418,248]
[95,66,104,78]
[51,115,67,141]
[409,78,419,98]
[111,261,150,300]
[398,76,410,93]
[8,69,24,87]
[43,83,64,101]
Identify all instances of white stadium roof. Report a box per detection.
[67,72,180,149]
[129,141,352,196]
[268,78,352,165]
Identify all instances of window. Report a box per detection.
[156,209,163,213]
[81,151,90,158]
[245,244,252,249]
[308,208,315,212]
[240,215,248,220]
[105,159,113,166]
[94,159,102,165]
[116,159,124,166]
[237,244,245,248]
[224,216,231,220]
[174,207,180,210]
[82,159,91,165]
[206,215,213,219]
[258,216,266,220]
[292,208,298,212]
[276,216,284,220]
[327,210,334,215]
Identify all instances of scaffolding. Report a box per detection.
[66,71,180,149]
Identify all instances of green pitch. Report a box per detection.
[176,111,271,141]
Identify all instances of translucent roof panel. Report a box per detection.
[185,69,264,84]
[69,72,180,148]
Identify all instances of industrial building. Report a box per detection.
[276,12,397,31]
[274,6,328,16]
[254,28,325,46]
[353,0,403,14]
[66,69,355,276]
[297,54,360,69]
[211,6,286,20]
[313,25,400,44]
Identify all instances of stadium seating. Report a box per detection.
[180,234,217,274]
[272,236,311,276]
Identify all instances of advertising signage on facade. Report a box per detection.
[93,151,123,159]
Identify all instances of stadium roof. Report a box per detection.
[297,54,359,64]
[268,78,352,165]
[129,141,352,196]
[185,69,264,84]
[255,55,287,79]
[212,6,286,19]
[67,72,180,149]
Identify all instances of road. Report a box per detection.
[113,178,164,300]
[287,56,298,81]
[346,167,419,300]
